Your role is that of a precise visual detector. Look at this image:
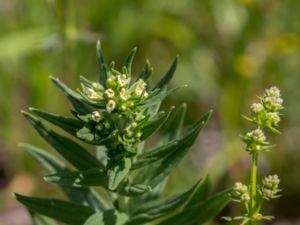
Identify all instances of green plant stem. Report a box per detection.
[250,152,258,225]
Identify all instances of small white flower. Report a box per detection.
[86,88,103,100]
[267,112,280,126]
[263,188,274,198]
[106,100,116,113]
[251,103,264,113]
[241,193,250,202]
[92,82,103,91]
[265,86,280,98]
[263,174,280,188]
[264,96,283,110]
[246,128,266,143]
[134,79,147,96]
[105,89,115,98]
[91,111,101,122]
[120,88,130,100]
[117,74,130,87]
[234,182,248,193]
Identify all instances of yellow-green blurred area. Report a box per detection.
[0,0,299,224]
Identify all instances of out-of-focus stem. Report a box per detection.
[249,152,258,225]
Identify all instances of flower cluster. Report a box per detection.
[232,182,250,203]
[249,86,283,132]
[227,87,283,225]
[241,86,283,154]
[259,174,281,200]
[75,67,152,160]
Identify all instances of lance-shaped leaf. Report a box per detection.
[140,107,174,141]
[84,209,129,225]
[22,112,103,170]
[14,194,95,225]
[118,184,151,197]
[20,143,108,211]
[44,168,108,187]
[132,111,205,170]
[96,40,107,87]
[136,60,153,83]
[107,158,132,191]
[30,212,58,225]
[153,56,178,91]
[156,189,232,225]
[123,47,137,75]
[127,178,205,225]
[50,76,92,115]
[134,111,212,188]
[160,103,187,143]
[30,108,84,137]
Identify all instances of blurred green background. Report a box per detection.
[0,0,299,224]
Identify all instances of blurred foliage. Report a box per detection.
[0,0,299,223]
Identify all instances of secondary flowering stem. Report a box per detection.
[250,152,258,225]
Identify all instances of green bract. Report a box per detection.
[16,41,230,225]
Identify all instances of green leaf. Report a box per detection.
[156,189,231,225]
[160,103,187,143]
[136,60,153,83]
[184,176,210,208]
[50,76,93,115]
[31,212,58,225]
[154,56,178,91]
[84,209,129,225]
[132,111,207,170]
[30,108,84,137]
[140,107,174,141]
[22,111,103,170]
[123,47,137,75]
[108,158,132,191]
[96,40,107,87]
[14,194,95,225]
[20,143,108,211]
[127,179,204,225]
[44,168,108,187]
[118,184,151,197]
[134,111,212,188]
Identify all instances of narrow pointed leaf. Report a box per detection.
[132,111,206,170]
[22,112,103,170]
[31,212,58,225]
[134,111,212,188]
[84,209,129,225]
[50,76,92,115]
[20,143,108,211]
[107,158,131,191]
[136,60,153,83]
[123,47,137,75]
[14,194,95,225]
[96,40,106,86]
[154,56,178,90]
[30,108,83,137]
[44,168,108,187]
[140,107,174,141]
[156,189,232,225]
[160,103,187,143]
[127,179,204,224]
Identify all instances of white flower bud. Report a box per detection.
[105,89,115,98]
[246,128,266,143]
[267,112,280,126]
[241,193,250,202]
[263,174,280,188]
[265,86,280,98]
[134,79,146,96]
[263,188,274,198]
[117,74,130,87]
[91,111,101,122]
[120,88,130,100]
[85,87,103,100]
[251,103,264,113]
[92,82,103,91]
[234,182,248,193]
[106,100,116,113]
